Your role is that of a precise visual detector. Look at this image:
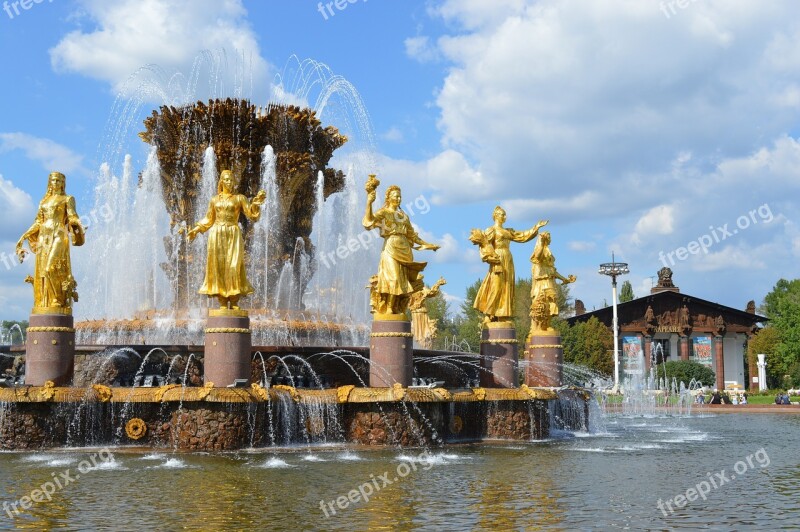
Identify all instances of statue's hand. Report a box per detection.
[566,274,576,284]
[367,190,377,204]
[418,243,440,251]
[187,227,199,242]
[252,190,266,206]
[535,220,549,231]
[15,243,26,263]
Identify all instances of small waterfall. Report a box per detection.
[250,145,278,309]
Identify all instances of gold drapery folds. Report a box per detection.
[470,206,547,323]
[187,169,266,310]
[16,172,85,314]
[530,231,576,335]
[362,175,440,316]
[409,276,446,348]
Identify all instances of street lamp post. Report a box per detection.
[599,253,629,392]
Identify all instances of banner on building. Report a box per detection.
[693,336,713,367]
[622,336,644,376]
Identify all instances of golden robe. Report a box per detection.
[473,226,537,319]
[23,194,83,309]
[196,194,261,298]
[366,207,426,299]
[531,246,559,307]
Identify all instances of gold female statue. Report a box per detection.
[529,231,575,333]
[187,169,266,310]
[471,206,547,323]
[16,172,84,313]
[363,176,439,315]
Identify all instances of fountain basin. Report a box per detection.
[0,383,589,451]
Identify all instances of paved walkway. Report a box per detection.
[692,403,800,413]
[603,403,800,413]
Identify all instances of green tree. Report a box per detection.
[457,279,483,352]
[559,316,614,375]
[661,360,715,387]
[747,326,782,388]
[759,279,800,388]
[619,280,635,303]
[424,289,461,350]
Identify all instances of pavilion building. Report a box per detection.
[568,268,766,391]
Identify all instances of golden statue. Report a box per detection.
[16,172,85,314]
[187,169,266,311]
[362,175,439,316]
[471,206,547,323]
[530,231,575,334]
[409,276,446,348]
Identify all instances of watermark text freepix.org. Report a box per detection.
[658,203,773,267]
[657,447,769,516]
[660,0,702,20]
[318,194,431,270]
[3,0,55,20]
[319,450,434,518]
[317,0,367,21]
[3,448,115,518]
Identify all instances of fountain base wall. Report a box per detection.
[0,385,590,451]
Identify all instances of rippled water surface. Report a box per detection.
[1,414,798,530]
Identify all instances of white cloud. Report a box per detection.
[49,0,268,97]
[0,133,87,176]
[404,36,440,63]
[568,240,597,252]
[503,191,603,222]
[0,175,35,241]
[375,149,487,204]
[632,205,675,244]
[381,127,404,143]
[691,245,767,272]
[415,229,470,265]
[425,0,800,213]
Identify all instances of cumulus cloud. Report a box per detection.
[404,36,440,63]
[375,149,487,204]
[381,127,404,143]
[424,0,800,211]
[568,240,597,252]
[49,0,268,97]
[632,205,675,244]
[0,133,87,176]
[0,174,35,239]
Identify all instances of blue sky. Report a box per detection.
[1,0,799,321]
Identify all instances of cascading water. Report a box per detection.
[73,54,378,346]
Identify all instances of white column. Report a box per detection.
[757,353,767,392]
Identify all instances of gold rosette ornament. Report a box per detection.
[125,418,147,440]
[92,384,113,402]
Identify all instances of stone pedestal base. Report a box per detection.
[480,323,518,388]
[369,318,413,387]
[204,315,251,387]
[25,314,75,386]
[525,334,564,387]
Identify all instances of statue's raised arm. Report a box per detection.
[363,175,439,316]
[471,206,547,324]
